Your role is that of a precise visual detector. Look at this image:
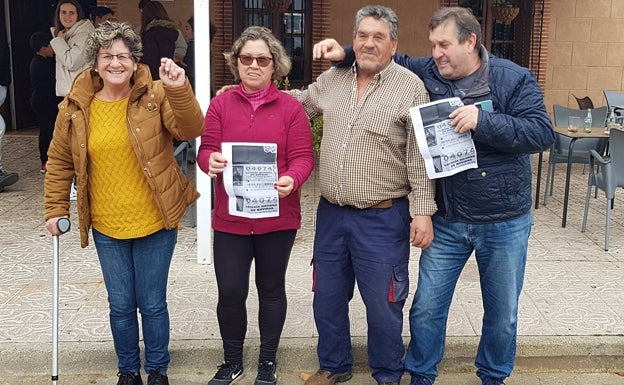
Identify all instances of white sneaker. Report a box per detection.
[69,182,77,201]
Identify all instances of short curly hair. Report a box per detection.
[224,26,291,82]
[84,21,143,66]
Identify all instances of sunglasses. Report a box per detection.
[238,55,273,67]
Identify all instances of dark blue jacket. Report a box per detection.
[340,47,555,223]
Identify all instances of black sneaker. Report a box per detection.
[255,360,277,385]
[207,360,244,384]
[0,170,18,190]
[410,375,433,385]
[117,372,143,385]
[147,370,169,385]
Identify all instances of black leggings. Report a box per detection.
[213,229,296,363]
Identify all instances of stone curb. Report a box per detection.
[2,335,623,376]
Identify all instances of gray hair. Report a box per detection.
[84,21,143,66]
[224,26,291,82]
[353,5,399,40]
[430,7,482,48]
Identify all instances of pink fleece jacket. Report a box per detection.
[197,83,314,235]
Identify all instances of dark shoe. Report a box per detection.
[303,369,352,385]
[0,170,18,189]
[147,370,169,385]
[117,372,143,385]
[40,163,46,174]
[255,360,277,385]
[482,377,505,385]
[207,360,244,384]
[410,376,433,385]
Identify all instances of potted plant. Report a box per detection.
[310,116,323,156]
[490,0,519,24]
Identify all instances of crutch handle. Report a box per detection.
[56,218,70,234]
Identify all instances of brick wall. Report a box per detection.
[545,0,624,112]
[532,0,550,91]
[312,0,331,78]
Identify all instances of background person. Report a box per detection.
[0,19,17,192]
[90,6,115,27]
[140,1,181,80]
[44,21,204,385]
[50,0,95,97]
[29,31,61,174]
[314,6,555,385]
[179,16,197,165]
[181,16,195,90]
[50,0,95,200]
[197,25,314,385]
[289,5,436,385]
[138,0,187,65]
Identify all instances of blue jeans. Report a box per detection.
[313,198,411,384]
[93,227,177,374]
[405,213,531,384]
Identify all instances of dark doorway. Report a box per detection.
[5,0,95,130]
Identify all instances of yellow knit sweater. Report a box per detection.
[88,97,163,239]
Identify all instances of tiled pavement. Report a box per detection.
[1,131,624,379]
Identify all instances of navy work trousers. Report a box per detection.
[312,197,411,384]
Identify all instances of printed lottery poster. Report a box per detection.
[221,142,279,218]
[409,97,479,179]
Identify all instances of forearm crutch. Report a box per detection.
[52,218,71,384]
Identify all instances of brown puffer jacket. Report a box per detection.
[44,63,204,247]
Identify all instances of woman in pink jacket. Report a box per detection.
[197,26,314,385]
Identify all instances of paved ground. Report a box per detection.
[4,371,624,385]
[1,131,624,384]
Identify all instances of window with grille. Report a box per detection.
[234,0,311,89]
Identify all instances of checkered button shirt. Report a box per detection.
[291,61,437,216]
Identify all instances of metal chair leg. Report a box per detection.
[544,162,555,205]
[581,179,593,233]
[605,198,612,251]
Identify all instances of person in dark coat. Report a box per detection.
[140,1,179,80]
[181,16,195,90]
[29,31,62,173]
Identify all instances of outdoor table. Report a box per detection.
[537,127,610,227]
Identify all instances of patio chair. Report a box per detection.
[543,105,608,205]
[174,140,192,176]
[572,94,594,110]
[603,90,624,116]
[581,127,624,251]
[174,140,197,227]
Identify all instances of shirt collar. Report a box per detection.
[351,59,397,82]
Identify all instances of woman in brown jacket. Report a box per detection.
[44,21,204,385]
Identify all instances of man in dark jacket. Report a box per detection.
[313,6,555,385]
[0,21,18,192]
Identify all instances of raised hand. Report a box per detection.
[312,38,346,61]
[158,57,186,88]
